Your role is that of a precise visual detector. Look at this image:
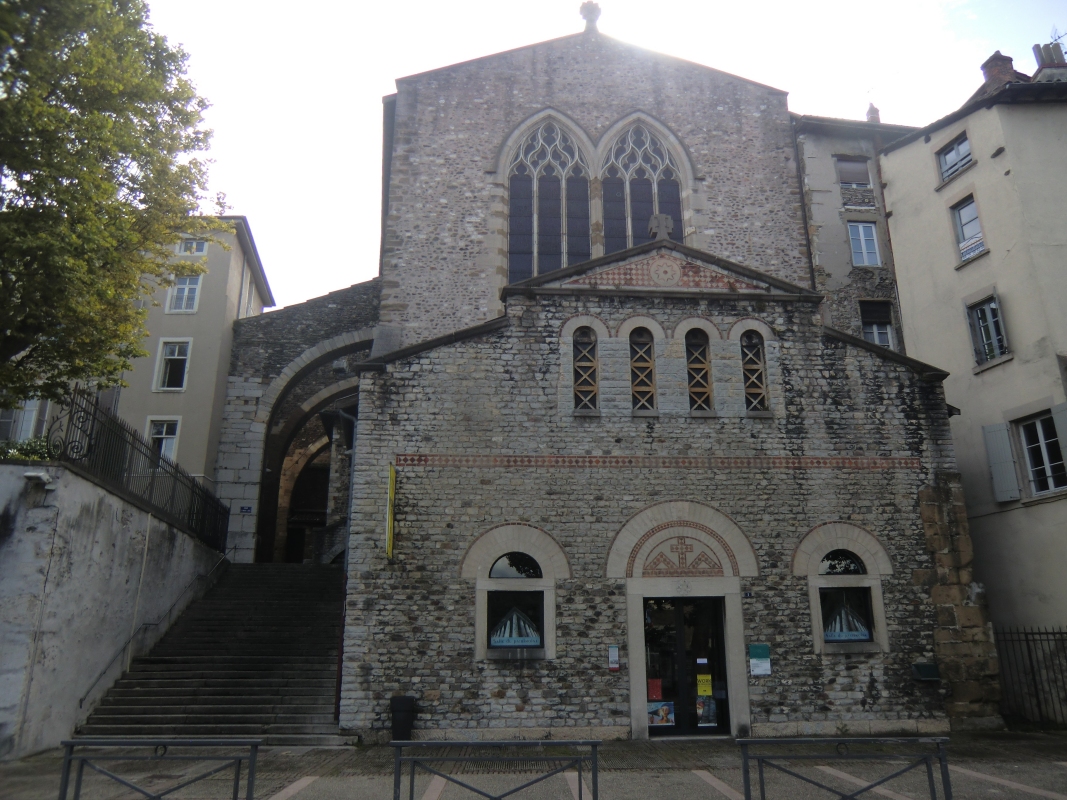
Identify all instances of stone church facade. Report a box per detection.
[216,10,1001,740]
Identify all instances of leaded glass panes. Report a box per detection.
[602,125,684,253]
[629,327,656,411]
[685,329,712,412]
[507,122,591,281]
[740,331,768,412]
[573,327,598,411]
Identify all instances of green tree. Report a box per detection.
[0,0,220,408]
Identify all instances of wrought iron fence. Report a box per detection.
[737,737,952,800]
[43,386,229,550]
[390,740,600,800]
[58,739,259,800]
[996,626,1067,727]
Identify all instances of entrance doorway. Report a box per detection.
[643,597,729,736]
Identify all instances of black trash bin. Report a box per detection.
[390,695,416,741]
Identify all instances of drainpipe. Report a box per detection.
[791,117,818,291]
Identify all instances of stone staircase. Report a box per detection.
[78,563,348,746]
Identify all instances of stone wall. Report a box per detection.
[0,463,223,759]
[380,30,811,346]
[341,288,960,740]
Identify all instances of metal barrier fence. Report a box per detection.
[390,740,600,800]
[58,739,260,800]
[45,386,229,550]
[996,626,1067,727]
[737,737,952,800]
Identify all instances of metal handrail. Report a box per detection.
[391,740,600,800]
[78,556,228,708]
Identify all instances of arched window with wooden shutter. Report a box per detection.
[740,331,768,412]
[572,327,598,411]
[685,329,712,412]
[629,327,657,412]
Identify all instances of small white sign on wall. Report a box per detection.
[608,645,620,672]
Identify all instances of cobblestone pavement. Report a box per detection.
[2,732,1065,800]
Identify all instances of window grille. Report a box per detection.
[969,297,1008,363]
[170,275,200,311]
[572,327,598,411]
[938,135,972,182]
[1021,415,1067,494]
[602,125,683,253]
[629,327,657,411]
[685,329,712,412]
[508,122,591,282]
[953,197,985,260]
[740,331,768,411]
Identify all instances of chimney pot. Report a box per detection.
[981,50,1016,86]
[866,103,881,123]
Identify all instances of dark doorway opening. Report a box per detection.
[644,596,730,736]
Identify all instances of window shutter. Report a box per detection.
[983,423,1021,502]
[1051,402,1067,445]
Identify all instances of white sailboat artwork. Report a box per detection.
[490,607,542,647]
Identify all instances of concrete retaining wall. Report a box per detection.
[0,462,224,759]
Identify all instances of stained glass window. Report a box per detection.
[507,122,591,282]
[601,125,684,253]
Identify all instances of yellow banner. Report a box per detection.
[386,463,396,557]
[697,674,712,696]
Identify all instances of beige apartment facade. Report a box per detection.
[880,47,1067,628]
[112,216,274,491]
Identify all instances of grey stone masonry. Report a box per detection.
[380,31,810,347]
[343,267,962,740]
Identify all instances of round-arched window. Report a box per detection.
[489,552,543,578]
[818,549,867,575]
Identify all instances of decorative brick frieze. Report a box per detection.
[394,454,922,470]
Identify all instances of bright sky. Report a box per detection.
[145,0,1063,309]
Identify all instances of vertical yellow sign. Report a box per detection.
[696,674,712,695]
[385,463,396,558]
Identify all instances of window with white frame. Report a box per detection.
[848,222,880,266]
[938,135,972,182]
[1021,414,1067,495]
[837,159,871,188]
[860,301,894,349]
[967,296,1009,363]
[177,238,207,255]
[168,275,201,313]
[149,419,179,461]
[157,341,190,390]
[953,197,985,260]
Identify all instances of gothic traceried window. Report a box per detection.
[572,327,598,411]
[508,122,591,282]
[740,331,768,412]
[602,125,683,254]
[685,329,712,412]
[629,327,657,411]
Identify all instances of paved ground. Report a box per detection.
[2,731,1066,800]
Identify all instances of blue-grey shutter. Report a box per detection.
[983,423,1020,502]
[1051,402,1067,447]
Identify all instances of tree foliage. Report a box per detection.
[0,0,219,408]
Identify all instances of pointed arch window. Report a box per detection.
[685,329,712,412]
[602,124,684,254]
[629,327,657,411]
[572,327,598,411]
[508,122,591,283]
[740,331,768,411]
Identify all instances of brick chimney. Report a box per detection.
[981,51,1016,86]
[866,103,881,123]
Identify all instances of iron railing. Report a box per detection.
[43,386,228,550]
[390,740,600,800]
[58,739,259,800]
[996,626,1067,727]
[737,737,952,800]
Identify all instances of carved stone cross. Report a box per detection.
[648,213,674,241]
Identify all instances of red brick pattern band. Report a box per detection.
[394,454,921,470]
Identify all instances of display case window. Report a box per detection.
[487,591,544,649]
[820,586,874,642]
